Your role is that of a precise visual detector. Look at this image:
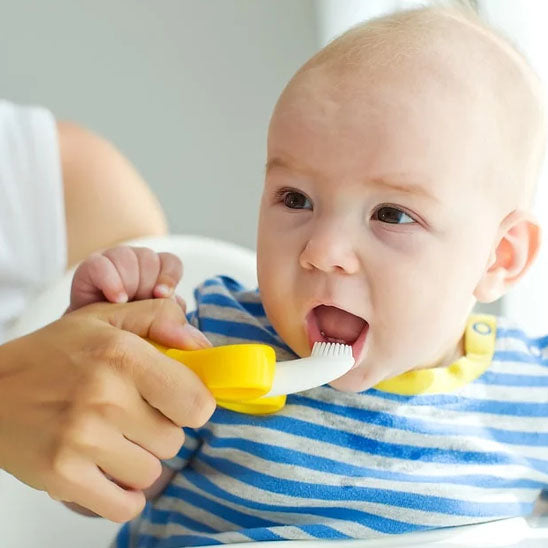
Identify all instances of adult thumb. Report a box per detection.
[76,298,211,350]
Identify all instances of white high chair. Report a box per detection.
[2,235,547,548]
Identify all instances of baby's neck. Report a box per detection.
[412,334,465,371]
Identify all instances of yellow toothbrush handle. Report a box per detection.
[148,341,285,412]
[216,395,286,414]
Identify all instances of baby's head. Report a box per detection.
[256,4,546,391]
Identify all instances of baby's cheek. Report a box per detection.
[328,362,383,393]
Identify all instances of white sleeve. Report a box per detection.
[0,100,67,342]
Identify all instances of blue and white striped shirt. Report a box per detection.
[116,276,548,547]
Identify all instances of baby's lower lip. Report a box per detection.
[306,314,369,367]
[349,326,368,366]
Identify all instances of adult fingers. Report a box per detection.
[96,298,210,350]
[84,299,216,427]
[132,336,216,428]
[94,433,163,492]
[175,294,187,315]
[97,375,185,460]
[48,458,146,523]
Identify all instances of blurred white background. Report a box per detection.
[0,1,546,547]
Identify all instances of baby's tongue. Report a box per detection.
[314,305,365,344]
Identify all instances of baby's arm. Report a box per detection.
[67,246,184,313]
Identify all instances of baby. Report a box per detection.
[68,4,548,546]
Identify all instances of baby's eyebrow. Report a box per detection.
[265,157,288,173]
[369,176,440,203]
[265,157,310,176]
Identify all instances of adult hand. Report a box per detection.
[0,299,215,522]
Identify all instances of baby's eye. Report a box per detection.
[280,190,312,210]
[373,206,415,224]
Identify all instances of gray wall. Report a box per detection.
[0,0,318,250]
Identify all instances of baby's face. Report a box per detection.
[257,66,505,392]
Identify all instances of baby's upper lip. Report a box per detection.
[306,299,366,323]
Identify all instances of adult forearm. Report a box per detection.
[58,121,168,267]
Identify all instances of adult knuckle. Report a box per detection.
[74,363,116,402]
[46,448,78,497]
[95,399,126,424]
[156,427,185,460]
[43,474,67,502]
[152,295,182,319]
[94,334,134,374]
[176,296,187,313]
[141,457,163,488]
[62,413,101,453]
[105,503,133,523]
[185,389,216,428]
[111,497,145,523]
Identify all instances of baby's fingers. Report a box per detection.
[153,252,183,298]
[102,246,140,300]
[70,254,128,311]
[89,255,129,303]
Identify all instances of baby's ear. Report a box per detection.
[474,210,540,303]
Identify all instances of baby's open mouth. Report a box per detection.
[306,305,369,364]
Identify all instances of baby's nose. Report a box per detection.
[299,226,360,274]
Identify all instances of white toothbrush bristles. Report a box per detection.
[311,341,353,358]
[264,341,355,397]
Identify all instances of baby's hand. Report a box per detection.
[68,246,183,312]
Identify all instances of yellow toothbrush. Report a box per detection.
[149,341,354,414]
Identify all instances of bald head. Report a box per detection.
[281,4,546,209]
